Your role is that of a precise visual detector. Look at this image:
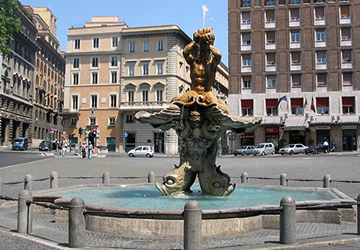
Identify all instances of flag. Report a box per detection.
[303,98,308,108]
[310,97,315,112]
[276,96,287,108]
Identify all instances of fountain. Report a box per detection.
[135,28,261,196]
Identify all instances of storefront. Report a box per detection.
[265,127,279,149]
[342,126,357,151]
[241,131,254,146]
[315,126,330,144]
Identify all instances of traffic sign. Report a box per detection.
[50,130,54,134]
[124,132,128,137]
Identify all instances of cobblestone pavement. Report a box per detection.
[1,152,360,249]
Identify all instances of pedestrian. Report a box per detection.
[323,139,329,153]
[88,143,93,159]
[62,141,67,157]
[81,142,87,159]
[330,140,337,152]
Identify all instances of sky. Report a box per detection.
[23,0,229,66]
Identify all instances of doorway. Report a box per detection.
[154,133,164,153]
[125,133,135,152]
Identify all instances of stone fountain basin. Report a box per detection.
[32,184,356,238]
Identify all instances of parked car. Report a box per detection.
[39,141,52,151]
[279,143,308,155]
[12,137,28,150]
[233,145,255,156]
[128,146,154,157]
[253,143,275,156]
[306,144,326,154]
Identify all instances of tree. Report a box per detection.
[0,0,21,55]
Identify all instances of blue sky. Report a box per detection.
[23,0,229,66]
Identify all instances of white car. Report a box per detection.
[253,143,275,156]
[279,144,308,155]
[128,146,154,157]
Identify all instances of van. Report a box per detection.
[253,142,275,156]
[12,137,29,150]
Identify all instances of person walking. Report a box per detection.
[323,139,329,153]
[88,143,93,159]
[81,142,87,159]
[62,141,67,157]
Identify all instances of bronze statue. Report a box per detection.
[136,28,261,196]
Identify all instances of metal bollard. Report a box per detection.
[17,190,33,234]
[24,174,33,191]
[280,196,296,244]
[241,172,249,184]
[69,197,86,248]
[50,171,58,189]
[102,171,110,184]
[183,201,202,250]
[148,171,155,183]
[357,194,360,235]
[323,174,331,188]
[280,173,287,187]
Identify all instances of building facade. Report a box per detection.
[228,0,360,152]
[25,6,65,146]
[63,17,229,154]
[0,5,38,147]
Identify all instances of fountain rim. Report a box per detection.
[32,183,355,220]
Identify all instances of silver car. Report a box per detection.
[233,145,255,156]
[128,146,154,157]
[279,144,308,155]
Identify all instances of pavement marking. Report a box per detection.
[0,158,51,170]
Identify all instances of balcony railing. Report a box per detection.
[120,101,168,110]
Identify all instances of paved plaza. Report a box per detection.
[1,151,360,249]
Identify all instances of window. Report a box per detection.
[129,42,135,53]
[291,52,301,64]
[156,63,163,75]
[342,96,355,114]
[315,7,325,19]
[342,50,352,62]
[241,99,253,116]
[242,54,252,67]
[265,0,275,6]
[316,29,326,42]
[242,76,252,89]
[71,95,78,110]
[242,33,251,45]
[156,89,163,102]
[316,97,329,115]
[291,31,300,43]
[111,56,118,67]
[242,12,251,24]
[340,5,350,18]
[91,57,99,68]
[317,73,327,86]
[291,98,303,115]
[111,71,117,83]
[110,94,117,107]
[72,73,79,85]
[91,72,98,84]
[128,90,134,103]
[73,58,79,68]
[316,51,327,64]
[143,41,149,52]
[267,75,277,88]
[108,117,116,127]
[290,0,300,4]
[157,40,164,51]
[126,115,134,123]
[93,38,99,49]
[291,74,302,87]
[142,63,149,75]
[89,117,96,125]
[341,27,351,40]
[70,118,77,126]
[128,64,135,76]
[266,53,276,65]
[342,72,353,86]
[266,99,278,116]
[90,95,98,108]
[265,10,275,23]
[241,0,251,7]
[112,37,118,47]
[266,31,276,44]
[74,39,80,49]
[290,9,300,21]
[142,90,149,102]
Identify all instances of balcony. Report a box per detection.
[120,101,168,111]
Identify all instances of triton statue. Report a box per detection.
[136,28,260,196]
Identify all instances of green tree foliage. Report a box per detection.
[0,0,21,55]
